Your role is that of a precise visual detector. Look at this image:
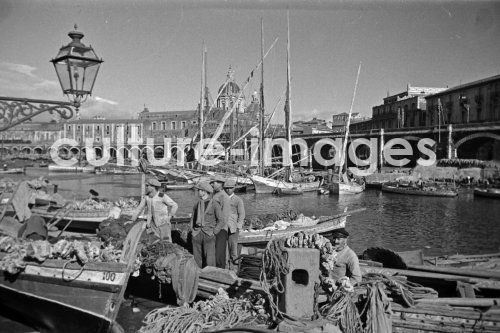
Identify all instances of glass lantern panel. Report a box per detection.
[67,59,101,95]
[53,61,72,92]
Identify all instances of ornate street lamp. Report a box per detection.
[0,25,103,132]
[51,24,103,115]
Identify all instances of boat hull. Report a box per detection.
[0,267,120,333]
[250,175,320,194]
[238,214,347,247]
[382,184,458,197]
[474,188,500,199]
[0,168,24,174]
[329,182,365,194]
[0,222,145,333]
[48,165,96,173]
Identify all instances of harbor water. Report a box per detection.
[6,168,500,257]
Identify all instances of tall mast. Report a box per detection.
[285,11,293,172]
[339,62,361,180]
[229,67,234,161]
[259,18,265,175]
[198,42,206,166]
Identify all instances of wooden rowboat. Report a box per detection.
[381,183,458,197]
[250,175,321,194]
[31,205,191,233]
[237,208,364,247]
[30,206,137,232]
[474,188,500,199]
[0,221,145,333]
[161,183,194,191]
[0,168,24,174]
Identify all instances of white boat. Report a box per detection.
[329,64,365,195]
[48,164,96,173]
[251,174,321,194]
[330,181,365,194]
[0,168,24,174]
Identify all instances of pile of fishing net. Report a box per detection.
[243,209,300,230]
[97,215,136,248]
[0,234,122,275]
[139,289,258,333]
[318,273,439,333]
[138,240,199,305]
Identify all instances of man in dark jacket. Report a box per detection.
[209,175,230,268]
[190,181,224,268]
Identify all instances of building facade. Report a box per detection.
[425,74,500,126]
[371,85,446,129]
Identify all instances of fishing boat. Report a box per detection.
[31,205,191,233]
[474,187,500,199]
[48,164,96,173]
[330,179,365,194]
[161,182,194,191]
[0,168,24,174]
[0,221,145,333]
[381,182,458,197]
[238,208,363,247]
[250,18,321,194]
[330,64,365,195]
[251,175,321,194]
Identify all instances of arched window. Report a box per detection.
[152,122,157,130]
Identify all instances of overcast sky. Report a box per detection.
[0,0,499,124]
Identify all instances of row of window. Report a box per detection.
[151,121,187,131]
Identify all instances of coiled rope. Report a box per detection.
[259,238,289,322]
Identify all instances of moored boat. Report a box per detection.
[474,187,500,199]
[381,182,458,197]
[250,175,321,194]
[0,168,25,174]
[48,164,96,173]
[329,181,365,194]
[0,221,145,333]
[238,208,363,247]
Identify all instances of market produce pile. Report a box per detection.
[97,216,137,248]
[0,235,122,275]
[67,197,139,211]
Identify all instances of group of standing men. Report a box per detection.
[191,175,245,270]
[131,175,245,270]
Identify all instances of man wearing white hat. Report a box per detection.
[131,178,178,241]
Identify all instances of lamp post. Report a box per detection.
[0,25,103,133]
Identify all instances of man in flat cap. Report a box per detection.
[190,181,224,267]
[328,228,362,286]
[131,178,178,241]
[209,175,231,269]
[224,179,245,271]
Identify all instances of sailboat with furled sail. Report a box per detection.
[250,14,321,194]
[330,63,365,195]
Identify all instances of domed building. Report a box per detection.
[217,66,245,113]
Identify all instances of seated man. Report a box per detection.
[328,228,362,286]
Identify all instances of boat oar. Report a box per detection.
[46,203,71,230]
[56,219,74,238]
[317,207,366,224]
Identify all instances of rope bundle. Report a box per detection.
[319,290,363,333]
[259,238,289,321]
[139,291,254,333]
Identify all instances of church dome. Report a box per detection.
[218,81,240,95]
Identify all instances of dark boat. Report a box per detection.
[30,205,192,233]
[474,188,500,199]
[381,182,458,197]
[0,222,145,333]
